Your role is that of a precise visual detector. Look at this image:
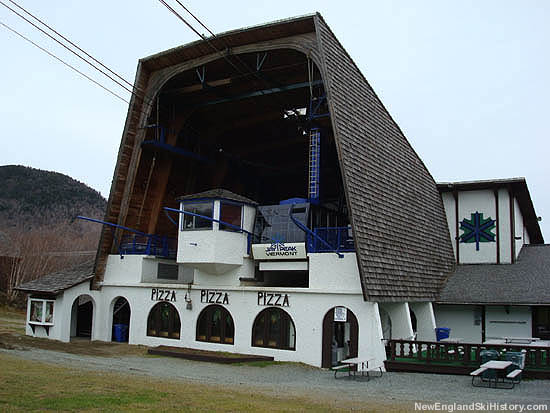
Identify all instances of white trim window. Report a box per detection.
[29,299,55,325]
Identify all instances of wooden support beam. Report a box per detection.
[146,114,189,235]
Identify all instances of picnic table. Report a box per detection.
[471,360,522,389]
[333,357,383,380]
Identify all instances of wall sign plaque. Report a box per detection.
[200,290,229,305]
[151,288,176,302]
[251,242,307,260]
[334,306,347,322]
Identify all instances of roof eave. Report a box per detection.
[437,177,543,244]
[139,13,317,65]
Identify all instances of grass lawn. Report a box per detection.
[0,353,382,412]
[0,306,402,412]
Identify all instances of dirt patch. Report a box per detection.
[0,307,149,356]
[0,332,149,357]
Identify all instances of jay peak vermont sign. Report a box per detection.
[257,291,290,307]
[201,290,230,305]
[151,288,176,302]
[252,242,307,260]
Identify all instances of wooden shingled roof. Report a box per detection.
[93,13,455,302]
[16,261,94,295]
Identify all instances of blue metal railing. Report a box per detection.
[288,207,344,258]
[309,227,355,254]
[160,207,356,258]
[119,234,177,258]
[76,216,176,259]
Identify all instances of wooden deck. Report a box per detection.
[385,339,550,379]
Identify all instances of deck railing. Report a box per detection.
[119,235,177,259]
[389,339,550,371]
[308,227,355,253]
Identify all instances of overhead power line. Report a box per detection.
[173,0,216,37]
[157,0,247,77]
[0,0,137,97]
[0,20,129,103]
[5,0,137,91]
[0,0,164,115]
[0,0,170,123]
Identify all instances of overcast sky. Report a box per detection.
[0,1,548,239]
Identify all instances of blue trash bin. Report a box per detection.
[113,324,128,342]
[435,327,451,341]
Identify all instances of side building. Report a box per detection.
[18,13,458,368]
[434,178,548,343]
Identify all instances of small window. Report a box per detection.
[220,202,242,231]
[157,263,178,280]
[182,202,213,230]
[147,302,181,339]
[196,305,234,345]
[252,308,295,350]
[29,299,55,325]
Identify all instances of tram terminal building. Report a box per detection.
[17,14,546,369]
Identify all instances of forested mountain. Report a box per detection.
[0,165,107,303]
[0,165,106,229]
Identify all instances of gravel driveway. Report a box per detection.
[2,345,549,409]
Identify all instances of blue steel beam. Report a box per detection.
[76,216,147,236]
[190,80,323,108]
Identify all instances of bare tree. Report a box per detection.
[2,219,100,304]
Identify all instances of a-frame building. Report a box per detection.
[18,14,458,368]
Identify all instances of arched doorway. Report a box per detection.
[111,297,131,342]
[70,295,94,339]
[321,307,358,368]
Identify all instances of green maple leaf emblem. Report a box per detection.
[460,211,496,251]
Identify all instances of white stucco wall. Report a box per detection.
[25,281,102,343]
[485,305,532,340]
[192,258,254,286]
[378,302,414,340]
[434,304,533,342]
[498,188,512,264]
[433,304,483,343]
[177,230,248,271]
[409,302,437,341]
[308,252,361,292]
[514,197,525,260]
[24,245,391,368]
[103,255,143,284]
[28,281,386,368]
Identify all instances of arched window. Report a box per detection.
[147,302,180,339]
[252,308,295,350]
[196,305,234,345]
